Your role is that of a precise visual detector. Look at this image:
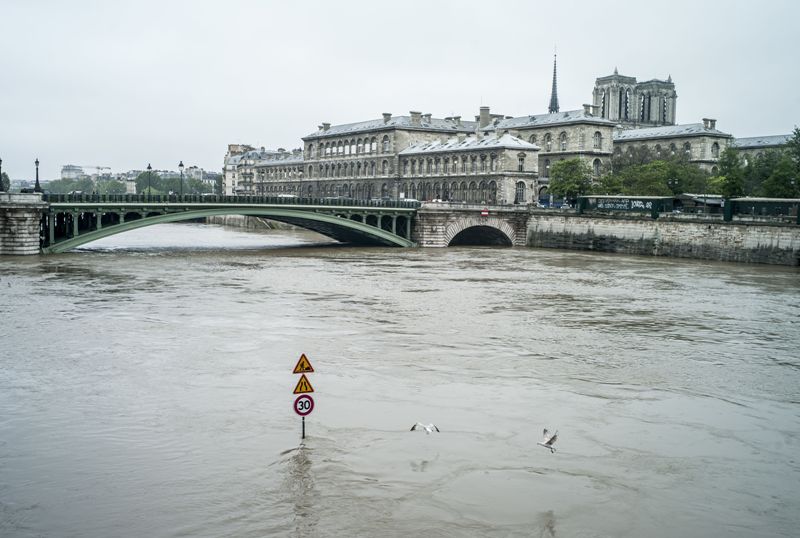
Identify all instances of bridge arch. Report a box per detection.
[443,217,516,247]
[43,207,414,253]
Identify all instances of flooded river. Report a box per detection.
[1,223,799,537]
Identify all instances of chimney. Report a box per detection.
[382,112,392,124]
[479,106,490,128]
[422,113,432,123]
[322,122,331,131]
[457,133,467,142]
[453,115,461,126]
[702,118,716,130]
[410,111,422,125]
[583,104,594,116]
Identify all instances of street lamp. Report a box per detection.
[34,158,42,193]
[146,163,152,200]
[179,160,184,197]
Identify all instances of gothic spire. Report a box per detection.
[548,53,559,114]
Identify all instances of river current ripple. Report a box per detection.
[1,223,799,537]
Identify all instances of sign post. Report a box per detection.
[292,354,315,440]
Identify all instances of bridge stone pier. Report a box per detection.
[0,193,47,255]
[412,203,530,247]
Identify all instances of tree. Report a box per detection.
[760,154,799,198]
[97,179,127,194]
[611,145,656,173]
[589,172,623,195]
[0,171,9,192]
[745,150,782,196]
[548,158,592,201]
[786,126,800,169]
[614,161,673,196]
[714,147,745,198]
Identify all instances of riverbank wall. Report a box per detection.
[527,212,800,266]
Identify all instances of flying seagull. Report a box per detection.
[537,428,558,453]
[410,422,440,435]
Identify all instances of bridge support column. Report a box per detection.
[96,213,102,230]
[72,212,79,238]
[48,213,55,245]
[0,193,48,255]
[391,216,397,235]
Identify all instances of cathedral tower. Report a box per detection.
[592,69,677,128]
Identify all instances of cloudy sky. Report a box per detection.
[1,0,798,180]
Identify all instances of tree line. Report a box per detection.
[42,171,214,195]
[548,127,800,201]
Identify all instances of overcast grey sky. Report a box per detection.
[1,0,798,180]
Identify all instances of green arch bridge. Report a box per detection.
[41,194,419,253]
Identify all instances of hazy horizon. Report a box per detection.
[1,0,798,180]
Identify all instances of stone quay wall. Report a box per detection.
[527,212,800,266]
[0,193,47,256]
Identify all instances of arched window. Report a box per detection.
[357,139,363,154]
[443,158,449,174]
[490,154,497,171]
[338,141,343,155]
[434,158,440,174]
[670,143,677,156]
[308,144,315,158]
[410,160,416,175]
[427,159,432,174]
[350,140,356,154]
[711,166,719,175]
[544,133,552,152]
[544,158,551,177]
[371,137,377,153]
[683,142,691,158]
[382,160,389,176]
[514,181,526,204]
[593,131,602,150]
[480,155,486,172]
[344,141,350,155]
[403,160,408,175]
[711,142,720,158]
[471,157,477,173]
[559,132,567,151]
[308,165,313,178]
[529,134,537,144]
[517,154,525,172]
[593,159,601,176]
[382,135,390,153]
[655,144,662,157]
[370,161,376,175]
[461,158,467,173]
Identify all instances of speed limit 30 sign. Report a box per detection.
[293,394,314,416]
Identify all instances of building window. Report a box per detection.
[514,181,526,204]
[683,142,691,158]
[593,159,601,176]
[382,135,390,153]
[403,160,408,175]
[480,155,486,172]
[471,157,477,173]
[410,161,416,175]
[490,154,497,171]
[593,131,602,150]
[559,132,567,151]
[371,138,377,153]
[711,142,720,158]
[382,160,389,176]
[544,133,552,152]
[529,134,537,144]
[544,158,550,177]
[443,158,449,174]
[518,155,525,172]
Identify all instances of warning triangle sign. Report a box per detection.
[293,374,315,394]
[292,353,315,374]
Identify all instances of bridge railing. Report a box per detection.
[42,193,422,209]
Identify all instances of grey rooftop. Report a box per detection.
[399,133,539,155]
[304,115,478,139]
[613,123,732,142]
[484,109,616,131]
[731,134,791,149]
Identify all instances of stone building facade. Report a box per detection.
[223,64,793,200]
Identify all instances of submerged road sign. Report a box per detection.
[293,374,315,394]
[294,394,314,416]
[292,353,315,374]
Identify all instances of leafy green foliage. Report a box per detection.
[0,171,9,191]
[760,154,799,198]
[44,177,96,194]
[548,158,592,199]
[713,147,745,198]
